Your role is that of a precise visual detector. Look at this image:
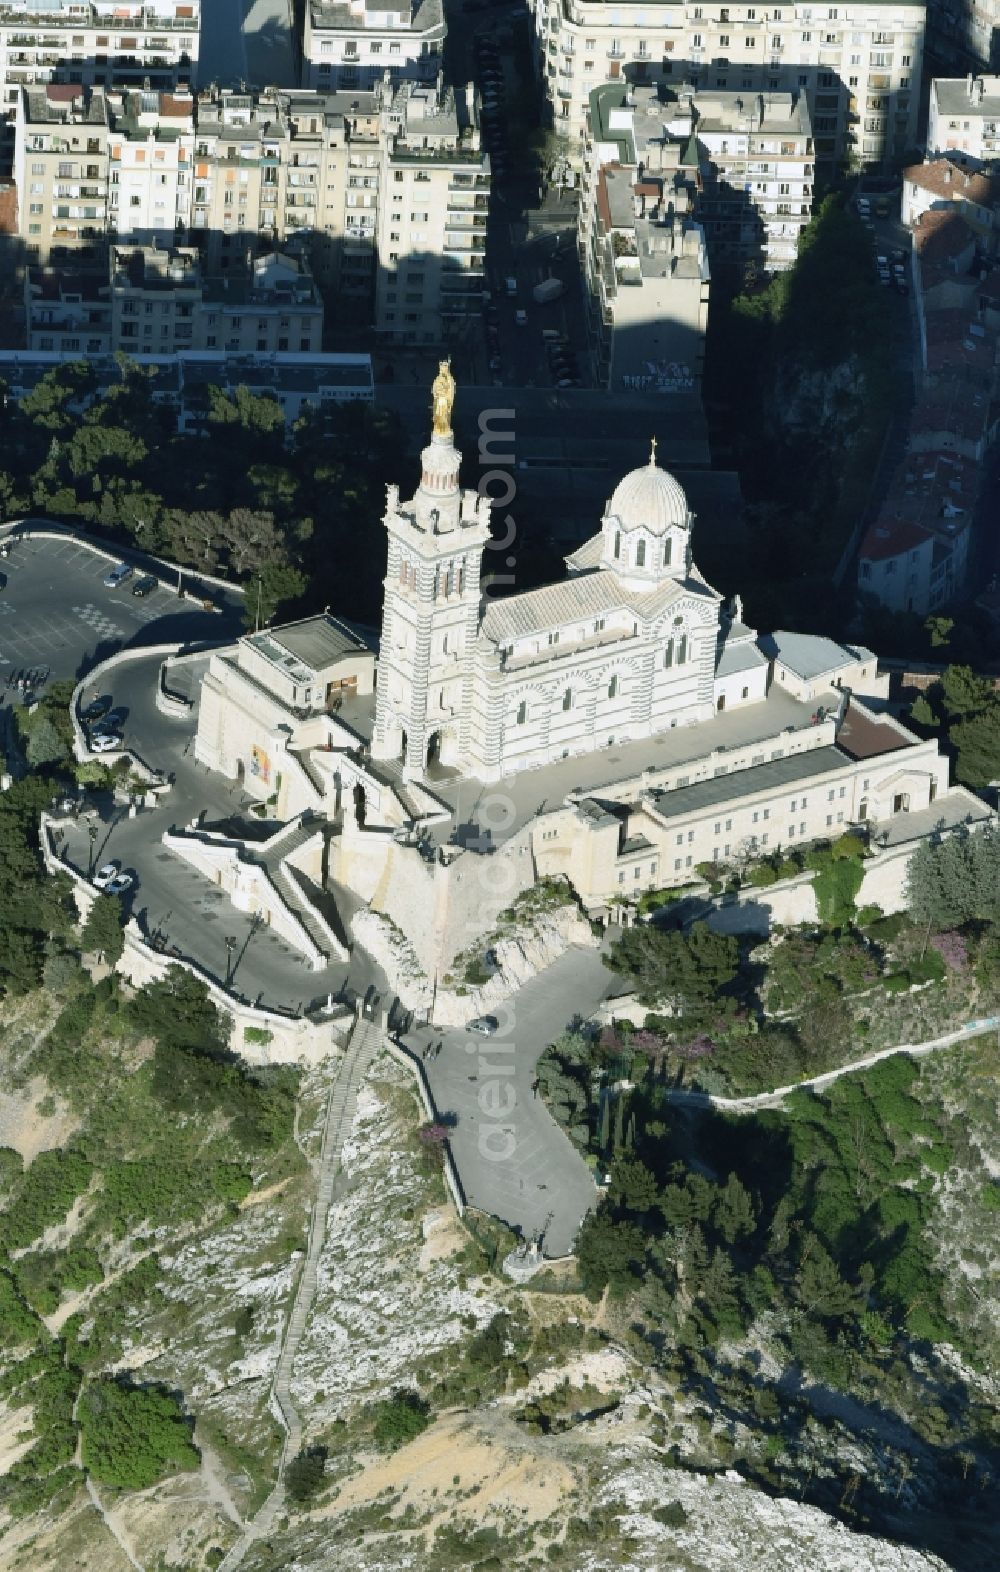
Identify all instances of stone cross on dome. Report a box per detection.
[649,435,658,465]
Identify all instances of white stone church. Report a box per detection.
[189,368,989,976]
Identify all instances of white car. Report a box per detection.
[93,862,119,889]
[468,1015,499,1036]
[107,872,134,896]
[90,732,122,753]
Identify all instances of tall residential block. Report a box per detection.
[374,80,488,343]
[530,0,923,173]
[302,0,445,90]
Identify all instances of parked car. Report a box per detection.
[81,696,111,722]
[93,861,119,889]
[103,707,127,729]
[89,732,122,753]
[514,309,527,326]
[468,1015,499,1036]
[132,574,158,597]
[103,561,133,589]
[107,872,134,896]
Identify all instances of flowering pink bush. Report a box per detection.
[675,1034,716,1061]
[931,930,969,973]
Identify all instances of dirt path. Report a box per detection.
[195,1431,244,1527]
[85,1478,145,1571]
[666,1014,1000,1114]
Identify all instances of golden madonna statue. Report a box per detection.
[431,357,456,436]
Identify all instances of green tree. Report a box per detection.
[78,1378,199,1488]
[285,1446,328,1503]
[604,922,740,1009]
[795,1235,865,1320]
[714,1172,757,1244]
[128,966,227,1057]
[80,895,125,967]
[576,1208,647,1293]
[906,825,1000,929]
[938,664,994,721]
[24,716,68,769]
[609,1158,659,1214]
[372,1390,432,1449]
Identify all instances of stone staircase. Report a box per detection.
[216,1011,382,1571]
[276,863,346,962]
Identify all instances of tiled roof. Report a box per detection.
[481,568,718,645]
[757,632,875,680]
[913,208,977,264]
[905,158,999,205]
[564,531,604,573]
[860,519,930,564]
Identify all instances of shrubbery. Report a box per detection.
[372,1390,432,1449]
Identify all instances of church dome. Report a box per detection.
[606,450,690,536]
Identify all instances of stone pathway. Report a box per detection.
[217,1010,382,1570]
[663,1014,1000,1114]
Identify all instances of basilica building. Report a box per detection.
[189,367,989,975]
[373,361,829,783]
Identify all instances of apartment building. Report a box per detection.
[13,82,111,263]
[926,1,1000,73]
[107,85,193,242]
[374,80,487,343]
[0,348,374,427]
[530,0,923,172]
[587,80,812,274]
[27,244,323,355]
[928,73,1000,161]
[14,81,193,264]
[302,0,445,90]
[0,0,199,107]
[111,245,323,353]
[14,79,491,343]
[579,90,709,391]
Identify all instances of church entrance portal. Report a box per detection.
[426,730,441,768]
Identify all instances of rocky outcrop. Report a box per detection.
[352,900,599,1026]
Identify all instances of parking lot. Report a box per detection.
[401,943,618,1256]
[0,531,242,696]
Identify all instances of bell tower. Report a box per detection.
[372,362,491,782]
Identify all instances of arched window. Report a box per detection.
[664,639,674,669]
[635,539,646,568]
[608,674,618,699]
[678,634,688,665]
[613,530,621,559]
[516,700,527,725]
[562,688,573,712]
[664,537,672,567]
[457,564,465,594]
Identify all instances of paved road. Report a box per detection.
[56,648,369,1016]
[198,0,248,86]
[243,0,297,88]
[401,944,619,1256]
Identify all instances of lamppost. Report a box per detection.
[224,935,238,989]
[87,823,99,876]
